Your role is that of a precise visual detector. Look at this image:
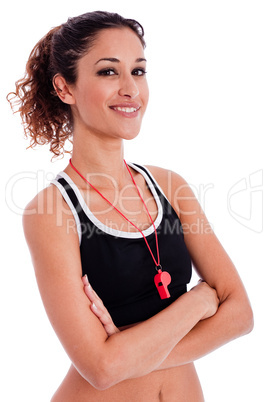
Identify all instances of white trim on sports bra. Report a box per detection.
[51,178,83,244]
[51,162,163,242]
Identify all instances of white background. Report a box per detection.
[1,0,267,401]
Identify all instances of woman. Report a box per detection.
[8,11,253,401]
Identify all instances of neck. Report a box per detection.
[68,130,129,188]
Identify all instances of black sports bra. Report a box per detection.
[52,163,192,327]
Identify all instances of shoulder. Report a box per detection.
[23,183,77,246]
[23,184,65,225]
[24,183,62,214]
[144,165,187,189]
[144,165,194,217]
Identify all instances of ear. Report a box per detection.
[53,74,75,105]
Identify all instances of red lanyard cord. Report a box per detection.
[69,158,160,268]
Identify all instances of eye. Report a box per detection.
[132,68,147,76]
[97,68,118,76]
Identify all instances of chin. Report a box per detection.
[120,121,143,140]
[121,129,141,141]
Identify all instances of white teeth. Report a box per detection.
[114,107,138,113]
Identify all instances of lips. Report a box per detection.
[113,106,139,113]
[109,103,141,116]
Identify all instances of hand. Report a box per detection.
[190,279,220,320]
[82,275,120,337]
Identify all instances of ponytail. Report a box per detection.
[7,25,72,158]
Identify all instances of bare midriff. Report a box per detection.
[51,362,204,402]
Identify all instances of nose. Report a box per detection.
[118,74,139,98]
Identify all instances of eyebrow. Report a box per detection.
[95,57,147,65]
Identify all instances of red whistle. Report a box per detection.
[154,269,171,299]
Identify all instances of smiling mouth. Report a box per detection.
[109,105,141,114]
[114,106,139,113]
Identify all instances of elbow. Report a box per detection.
[74,337,131,391]
[243,305,254,335]
[82,352,126,391]
[83,364,115,391]
[75,359,114,391]
[87,370,109,391]
[221,288,254,339]
[96,351,129,390]
[235,299,254,337]
[81,370,112,391]
[91,376,113,392]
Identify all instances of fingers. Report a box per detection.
[190,278,206,292]
[82,275,102,305]
[90,303,120,336]
[82,275,119,337]
[82,274,90,287]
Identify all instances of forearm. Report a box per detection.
[96,291,207,388]
[156,294,253,370]
[81,276,219,389]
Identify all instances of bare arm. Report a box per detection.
[23,185,219,390]
[147,167,254,369]
[84,261,252,371]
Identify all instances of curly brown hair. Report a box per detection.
[7,11,145,158]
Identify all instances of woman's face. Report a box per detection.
[69,28,149,142]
